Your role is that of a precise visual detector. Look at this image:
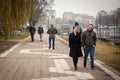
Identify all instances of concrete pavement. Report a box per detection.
[0,33,119,80]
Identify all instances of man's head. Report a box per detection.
[30,23,34,27]
[51,24,53,28]
[87,24,93,31]
[75,22,79,26]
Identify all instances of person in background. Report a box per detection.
[29,24,36,42]
[69,26,83,71]
[47,24,57,50]
[38,25,44,42]
[75,22,82,34]
[82,24,96,70]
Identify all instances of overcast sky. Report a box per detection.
[53,0,120,18]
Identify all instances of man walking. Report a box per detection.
[38,25,44,42]
[29,24,36,42]
[82,24,96,70]
[47,25,57,50]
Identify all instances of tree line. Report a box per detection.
[0,0,54,40]
[96,8,120,39]
[0,0,34,39]
[96,8,120,27]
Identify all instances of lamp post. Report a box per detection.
[99,14,102,40]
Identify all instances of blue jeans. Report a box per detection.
[49,37,55,49]
[84,46,95,68]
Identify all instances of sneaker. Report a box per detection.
[84,66,86,68]
[40,40,42,42]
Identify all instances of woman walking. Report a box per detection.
[69,26,83,70]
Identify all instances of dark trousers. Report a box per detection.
[39,34,42,41]
[49,37,55,49]
[73,57,78,68]
[30,33,34,42]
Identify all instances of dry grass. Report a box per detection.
[59,35,69,41]
[95,41,120,72]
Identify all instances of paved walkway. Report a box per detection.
[0,33,119,80]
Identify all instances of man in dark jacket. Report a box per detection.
[82,24,96,70]
[47,25,57,49]
[29,24,36,42]
[38,25,44,42]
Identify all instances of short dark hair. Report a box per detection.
[51,24,53,27]
[75,22,79,26]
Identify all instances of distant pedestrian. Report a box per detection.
[29,24,36,42]
[38,25,44,42]
[47,25,57,50]
[82,24,96,70]
[69,26,83,71]
[75,22,82,34]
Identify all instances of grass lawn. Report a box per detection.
[0,33,29,40]
[95,41,120,72]
[8,33,29,40]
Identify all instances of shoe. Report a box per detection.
[49,47,51,49]
[84,66,86,68]
[75,67,77,71]
[84,65,86,68]
[91,67,95,70]
[40,40,43,42]
[53,48,55,50]
[84,62,86,68]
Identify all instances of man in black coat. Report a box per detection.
[69,26,83,70]
[29,24,36,42]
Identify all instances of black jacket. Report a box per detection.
[38,27,44,34]
[29,26,35,34]
[69,32,83,57]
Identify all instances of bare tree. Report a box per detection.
[31,0,54,25]
[96,8,120,39]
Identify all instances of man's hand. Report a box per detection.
[93,45,96,47]
[83,46,86,48]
